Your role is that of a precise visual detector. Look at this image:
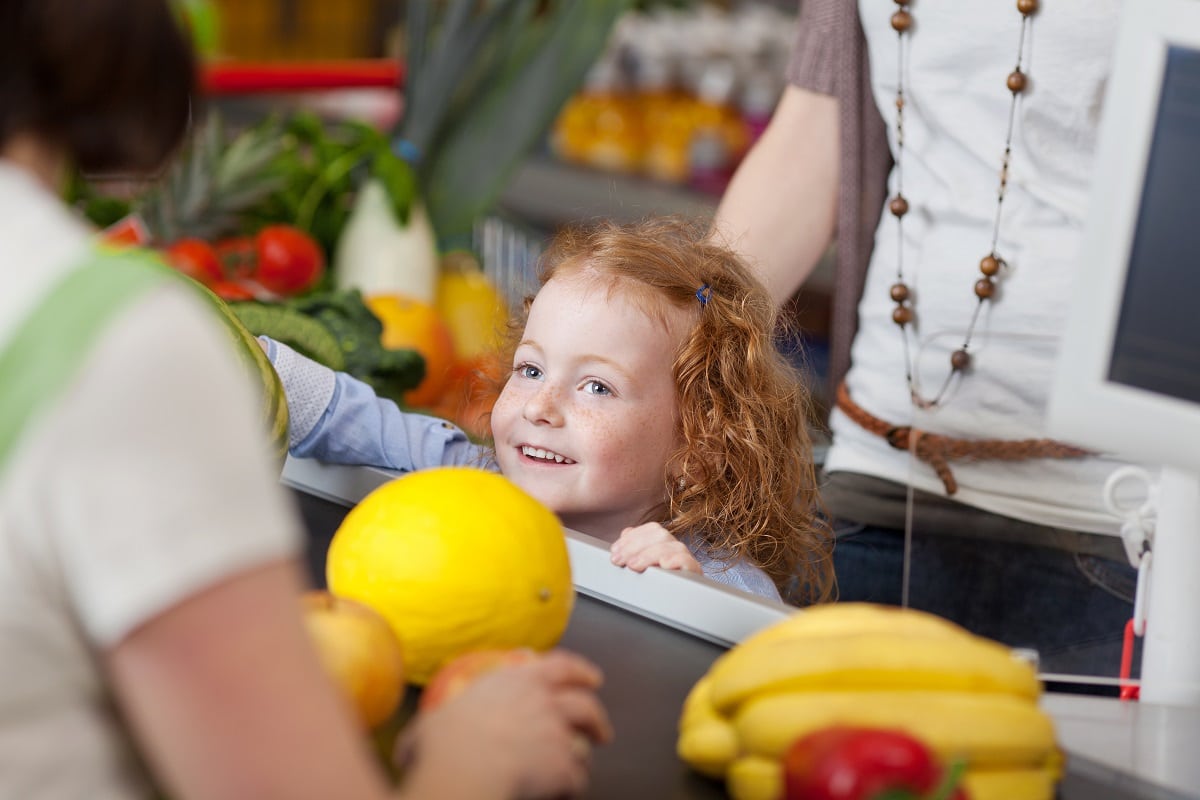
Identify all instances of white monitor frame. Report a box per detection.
[1047,0,1200,469]
[1047,0,1200,708]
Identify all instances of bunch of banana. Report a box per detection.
[677,603,1061,800]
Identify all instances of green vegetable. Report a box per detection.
[66,172,132,229]
[241,113,417,262]
[285,289,425,405]
[229,302,346,371]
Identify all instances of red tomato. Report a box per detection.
[209,279,257,302]
[164,238,223,286]
[253,225,324,296]
[783,727,968,800]
[215,235,257,279]
[101,214,151,248]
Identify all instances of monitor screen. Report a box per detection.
[1045,1,1200,705]
[1049,17,1200,477]
[1107,46,1200,406]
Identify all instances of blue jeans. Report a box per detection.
[831,521,1139,679]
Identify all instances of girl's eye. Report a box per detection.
[583,380,612,396]
[516,363,542,380]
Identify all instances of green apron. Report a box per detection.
[0,248,288,473]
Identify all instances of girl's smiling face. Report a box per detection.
[489,268,687,540]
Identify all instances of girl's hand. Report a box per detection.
[609,522,703,575]
[396,651,612,800]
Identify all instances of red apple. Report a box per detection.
[783,726,968,800]
[419,648,538,712]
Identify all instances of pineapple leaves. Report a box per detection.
[399,0,522,162]
[124,109,418,258]
[398,0,633,246]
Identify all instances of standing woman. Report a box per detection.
[0,2,609,799]
[713,0,1134,676]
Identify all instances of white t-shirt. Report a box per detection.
[826,0,1129,534]
[0,163,300,798]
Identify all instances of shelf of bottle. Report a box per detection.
[498,154,836,296]
[499,154,718,226]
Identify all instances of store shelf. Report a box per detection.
[498,155,720,228]
[498,154,837,295]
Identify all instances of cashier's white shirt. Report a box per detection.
[826,1,1130,534]
[0,162,299,798]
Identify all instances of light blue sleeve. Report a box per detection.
[263,337,490,473]
[688,543,783,603]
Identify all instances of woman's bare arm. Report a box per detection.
[711,84,840,306]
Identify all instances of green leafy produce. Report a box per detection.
[71,110,417,276]
[399,0,633,247]
[66,172,132,230]
[284,289,426,405]
[242,112,417,262]
[136,113,288,244]
[229,302,346,371]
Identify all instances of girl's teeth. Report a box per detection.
[522,445,573,464]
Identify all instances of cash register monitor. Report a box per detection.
[1046,0,1200,707]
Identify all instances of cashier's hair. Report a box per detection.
[496,217,834,603]
[0,0,196,174]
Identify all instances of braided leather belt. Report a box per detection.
[835,382,1091,495]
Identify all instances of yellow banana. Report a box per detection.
[734,689,1055,769]
[736,603,974,652]
[709,630,1039,713]
[963,766,1057,800]
[679,673,716,728]
[726,755,781,800]
[677,675,739,777]
[676,605,1059,798]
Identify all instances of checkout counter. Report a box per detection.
[284,457,1200,800]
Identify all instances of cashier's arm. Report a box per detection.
[710,84,839,305]
[104,560,611,800]
[105,560,395,800]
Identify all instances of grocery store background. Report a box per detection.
[193,0,833,406]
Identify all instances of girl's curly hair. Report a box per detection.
[493,217,833,603]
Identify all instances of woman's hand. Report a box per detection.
[397,650,612,800]
[609,522,703,575]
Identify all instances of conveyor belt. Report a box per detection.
[290,476,1200,800]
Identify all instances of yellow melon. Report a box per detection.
[326,467,574,684]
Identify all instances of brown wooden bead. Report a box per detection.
[1017,0,1039,15]
[895,95,905,110]
[974,278,996,299]
[1007,70,1028,94]
[892,306,914,326]
[979,255,1001,276]
[951,349,972,371]
[889,195,909,218]
[894,0,911,5]
[890,282,910,302]
[891,10,913,33]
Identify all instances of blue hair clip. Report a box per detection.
[392,138,422,165]
[695,284,712,307]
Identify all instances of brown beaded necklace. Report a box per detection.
[887,0,1040,409]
